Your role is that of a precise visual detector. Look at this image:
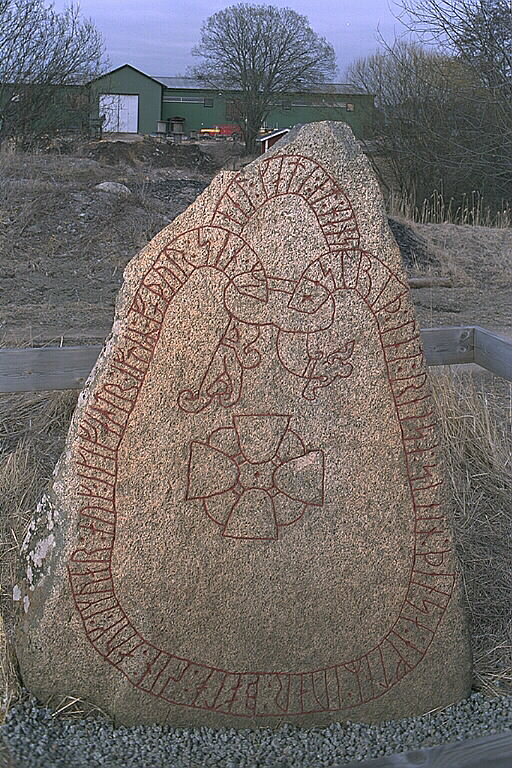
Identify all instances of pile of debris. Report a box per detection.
[85,139,217,171]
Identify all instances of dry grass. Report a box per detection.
[388,188,512,229]
[432,372,512,695]
[0,372,510,719]
[0,391,78,554]
[0,150,170,263]
[0,389,78,719]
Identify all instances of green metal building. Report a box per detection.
[89,64,374,138]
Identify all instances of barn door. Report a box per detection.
[99,94,139,133]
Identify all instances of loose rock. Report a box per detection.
[94,181,131,196]
[1,692,511,768]
[11,122,471,728]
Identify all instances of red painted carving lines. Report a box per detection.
[67,152,454,717]
[185,415,324,540]
[351,227,454,704]
[212,154,361,250]
[177,317,261,414]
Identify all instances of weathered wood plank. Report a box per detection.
[0,346,100,393]
[0,326,111,345]
[343,730,512,767]
[409,277,453,288]
[0,325,510,393]
[474,326,512,382]
[420,326,474,367]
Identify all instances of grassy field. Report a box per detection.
[0,140,511,720]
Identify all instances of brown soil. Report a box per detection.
[83,138,219,171]
[409,222,512,335]
[0,143,217,344]
[0,145,510,346]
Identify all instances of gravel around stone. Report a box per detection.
[1,692,511,767]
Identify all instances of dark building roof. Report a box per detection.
[153,76,365,95]
[153,76,205,89]
[308,83,365,94]
[89,65,368,96]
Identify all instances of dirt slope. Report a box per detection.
[0,148,511,345]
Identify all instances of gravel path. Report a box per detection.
[1,692,511,767]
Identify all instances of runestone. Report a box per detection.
[12,122,472,727]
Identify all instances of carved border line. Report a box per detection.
[67,154,454,718]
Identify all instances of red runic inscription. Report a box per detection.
[68,153,454,718]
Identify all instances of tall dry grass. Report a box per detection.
[431,372,512,696]
[0,390,78,718]
[388,188,512,228]
[0,374,510,719]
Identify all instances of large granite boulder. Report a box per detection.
[12,122,472,727]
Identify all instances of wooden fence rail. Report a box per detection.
[344,730,512,768]
[0,326,511,394]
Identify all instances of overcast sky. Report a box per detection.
[51,0,402,80]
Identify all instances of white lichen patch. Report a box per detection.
[30,534,56,569]
[21,494,59,553]
[12,585,21,601]
[18,493,61,604]
[20,518,36,555]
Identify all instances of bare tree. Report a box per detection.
[0,1,105,146]
[397,0,511,89]
[348,3,512,214]
[397,1,512,209]
[349,43,451,198]
[192,3,336,152]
